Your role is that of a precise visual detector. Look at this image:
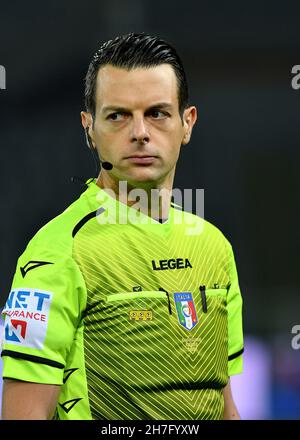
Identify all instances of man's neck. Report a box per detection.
[96,172,174,221]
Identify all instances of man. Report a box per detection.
[1,33,243,420]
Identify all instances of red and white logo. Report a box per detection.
[2,288,53,349]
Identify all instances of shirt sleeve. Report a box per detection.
[0,239,87,385]
[226,243,244,376]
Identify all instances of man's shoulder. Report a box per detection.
[24,186,95,258]
[173,204,231,248]
[202,216,230,246]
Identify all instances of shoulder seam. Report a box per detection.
[72,207,105,238]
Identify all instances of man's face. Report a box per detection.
[82,64,196,188]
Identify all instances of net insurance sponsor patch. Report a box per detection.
[2,288,53,349]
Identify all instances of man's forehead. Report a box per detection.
[95,64,178,109]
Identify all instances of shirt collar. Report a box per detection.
[85,178,174,226]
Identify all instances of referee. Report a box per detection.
[1,33,244,420]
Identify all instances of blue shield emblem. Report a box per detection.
[174,292,198,330]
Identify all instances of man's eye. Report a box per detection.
[108,112,125,121]
[150,110,167,119]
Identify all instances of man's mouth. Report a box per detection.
[125,155,157,164]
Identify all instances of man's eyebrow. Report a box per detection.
[101,102,173,114]
[147,102,173,111]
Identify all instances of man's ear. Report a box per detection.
[81,111,95,149]
[182,106,197,145]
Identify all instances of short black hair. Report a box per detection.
[84,32,189,120]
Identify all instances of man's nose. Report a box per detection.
[130,115,150,144]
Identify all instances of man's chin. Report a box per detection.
[125,176,160,190]
[121,169,163,186]
[113,164,173,189]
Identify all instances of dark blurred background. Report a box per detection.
[1,0,300,419]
